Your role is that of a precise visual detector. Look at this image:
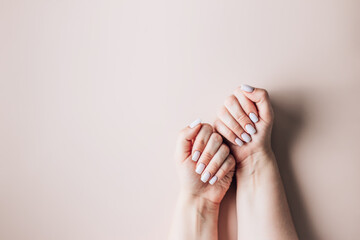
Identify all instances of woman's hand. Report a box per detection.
[214,84,274,165]
[169,120,235,240]
[214,85,298,240]
[175,119,236,205]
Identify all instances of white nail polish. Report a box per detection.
[245,124,256,135]
[241,132,251,143]
[209,176,218,185]
[195,163,205,174]
[241,84,254,92]
[201,172,211,183]
[235,137,243,146]
[189,118,201,128]
[192,151,200,161]
[249,113,259,123]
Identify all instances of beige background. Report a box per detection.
[1,0,360,239]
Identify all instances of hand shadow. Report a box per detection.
[271,93,319,240]
[218,92,319,240]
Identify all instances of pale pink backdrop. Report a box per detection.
[1,0,360,239]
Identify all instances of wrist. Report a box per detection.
[238,147,275,168]
[236,149,277,179]
[178,192,220,213]
[171,193,219,240]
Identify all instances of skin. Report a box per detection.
[169,123,236,240]
[214,85,299,240]
[170,85,298,240]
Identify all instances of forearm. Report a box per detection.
[169,193,219,240]
[236,151,298,240]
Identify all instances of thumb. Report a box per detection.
[240,84,274,125]
[175,118,202,162]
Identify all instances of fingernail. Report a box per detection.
[209,176,218,185]
[241,84,254,92]
[245,124,256,135]
[241,132,251,143]
[195,163,205,174]
[201,172,211,183]
[192,151,200,161]
[249,113,259,123]
[235,137,244,146]
[189,118,201,128]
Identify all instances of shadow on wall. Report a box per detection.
[271,93,319,240]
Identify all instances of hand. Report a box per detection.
[214,84,274,164]
[175,119,236,205]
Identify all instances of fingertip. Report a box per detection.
[249,112,259,123]
[209,176,218,185]
[189,118,202,128]
[235,137,244,147]
[241,84,255,93]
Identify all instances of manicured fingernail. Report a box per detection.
[235,137,244,146]
[195,163,205,174]
[249,113,259,123]
[209,176,218,185]
[245,124,256,135]
[241,132,251,142]
[241,84,254,92]
[201,172,211,183]
[192,151,200,161]
[189,118,201,128]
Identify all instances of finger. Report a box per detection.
[214,119,244,147]
[209,154,236,185]
[224,95,257,135]
[200,144,230,183]
[191,123,213,162]
[217,106,252,143]
[233,88,259,124]
[175,118,202,162]
[195,133,223,175]
[240,84,274,124]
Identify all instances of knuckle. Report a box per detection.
[232,122,243,132]
[258,88,269,99]
[217,106,228,118]
[217,168,226,177]
[197,139,206,149]
[228,155,236,166]
[177,128,186,139]
[221,144,230,156]
[201,123,213,133]
[201,151,213,162]
[208,161,220,173]
[211,133,223,143]
[234,86,242,96]
[236,113,248,123]
[224,95,237,107]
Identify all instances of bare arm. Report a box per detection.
[214,84,298,240]
[236,151,298,240]
[169,194,219,240]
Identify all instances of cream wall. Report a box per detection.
[1,0,360,239]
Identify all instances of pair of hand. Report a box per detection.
[175,84,274,205]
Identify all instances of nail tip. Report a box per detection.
[201,172,210,183]
[209,176,217,185]
[235,138,244,147]
[241,84,255,93]
[249,113,259,123]
[245,124,256,135]
[189,118,202,128]
[241,133,252,143]
[192,151,200,161]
